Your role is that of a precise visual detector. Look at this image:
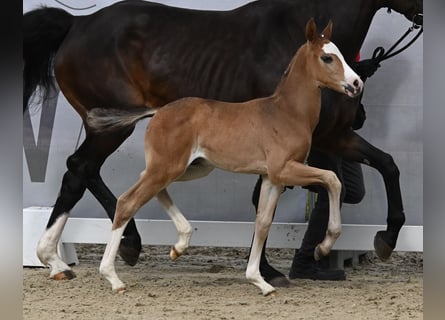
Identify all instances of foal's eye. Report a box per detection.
[321,55,333,64]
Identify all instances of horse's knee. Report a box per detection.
[58,171,87,203]
[327,225,342,240]
[379,153,400,179]
[325,170,341,194]
[67,151,102,178]
[49,171,87,219]
[66,152,84,173]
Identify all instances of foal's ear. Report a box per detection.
[321,20,333,41]
[305,18,317,42]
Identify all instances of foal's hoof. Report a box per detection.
[374,231,394,261]
[119,237,142,267]
[116,287,126,295]
[52,270,76,280]
[314,245,322,261]
[265,290,277,297]
[170,246,182,261]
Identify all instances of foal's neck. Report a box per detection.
[272,46,322,128]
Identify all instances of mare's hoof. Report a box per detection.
[119,238,142,266]
[52,270,76,280]
[374,231,394,261]
[267,275,292,288]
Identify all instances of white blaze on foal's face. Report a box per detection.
[321,41,363,97]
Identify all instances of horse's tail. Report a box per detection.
[23,7,74,113]
[87,108,160,133]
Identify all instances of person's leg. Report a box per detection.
[342,160,365,204]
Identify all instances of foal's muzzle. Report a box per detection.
[343,79,363,98]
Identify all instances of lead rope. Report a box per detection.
[371,13,423,64]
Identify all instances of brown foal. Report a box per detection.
[90,19,363,296]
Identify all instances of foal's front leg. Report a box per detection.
[246,175,282,296]
[270,161,342,259]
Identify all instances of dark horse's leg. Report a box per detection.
[82,130,142,266]
[36,128,142,279]
[341,132,405,260]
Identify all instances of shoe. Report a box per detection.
[289,255,346,281]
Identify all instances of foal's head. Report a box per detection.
[302,18,363,98]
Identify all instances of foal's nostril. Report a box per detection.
[353,79,359,88]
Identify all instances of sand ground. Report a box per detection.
[23,244,423,320]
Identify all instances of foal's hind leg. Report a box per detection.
[100,168,180,292]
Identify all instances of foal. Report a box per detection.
[91,19,363,296]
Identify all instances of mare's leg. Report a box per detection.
[251,176,290,287]
[341,132,405,260]
[37,137,90,279]
[246,175,282,296]
[37,129,141,279]
[83,129,142,266]
[156,189,193,260]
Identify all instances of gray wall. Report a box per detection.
[23,0,422,226]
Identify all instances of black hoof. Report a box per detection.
[119,236,142,266]
[261,263,291,288]
[374,231,395,261]
[268,275,292,288]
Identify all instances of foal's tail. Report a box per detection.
[23,7,74,113]
[87,108,160,133]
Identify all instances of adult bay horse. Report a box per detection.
[91,19,363,295]
[23,0,422,282]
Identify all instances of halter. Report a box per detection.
[372,12,423,63]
